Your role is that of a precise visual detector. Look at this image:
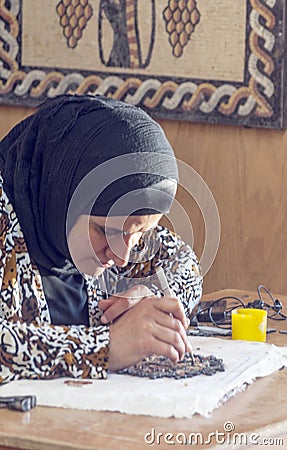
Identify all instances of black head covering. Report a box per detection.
[0,95,178,325]
[0,94,178,274]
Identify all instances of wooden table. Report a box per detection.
[0,289,287,450]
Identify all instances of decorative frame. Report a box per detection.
[0,0,286,128]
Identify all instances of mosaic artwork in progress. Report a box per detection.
[118,352,225,379]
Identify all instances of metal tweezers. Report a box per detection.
[0,395,37,412]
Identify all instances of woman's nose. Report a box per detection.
[105,233,139,267]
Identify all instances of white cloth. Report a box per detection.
[1,337,287,418]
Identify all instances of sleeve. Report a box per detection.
[0,182,110,384]
[116,226,203,317]
[154,226,203,317]
[0,321,110,383]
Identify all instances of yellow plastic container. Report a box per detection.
[231,308,267,342]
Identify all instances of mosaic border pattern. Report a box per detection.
[0,0,286,128]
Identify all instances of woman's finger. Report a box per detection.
[99,285,154,323]
[151,324,186,362]
[153,310,192,355]
[154,296,189,329]
[98,297,116,312]
[100,296,138,323]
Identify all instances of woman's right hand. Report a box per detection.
[108,295,191,372]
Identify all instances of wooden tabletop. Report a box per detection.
[0,289,287,450]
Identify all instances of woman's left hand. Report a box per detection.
[99,285,154,324]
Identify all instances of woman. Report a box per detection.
[0,94,202,382]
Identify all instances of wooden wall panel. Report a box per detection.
[1,105,287,295]
[159,119,287,295]
[0,105,35,138]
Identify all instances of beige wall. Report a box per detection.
[1,104,287,295]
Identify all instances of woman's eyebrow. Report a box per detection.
[94,220,152,235]
[104,225,145,235]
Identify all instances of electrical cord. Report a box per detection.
[192,284,287,328]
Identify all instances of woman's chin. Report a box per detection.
[92,267,106,277]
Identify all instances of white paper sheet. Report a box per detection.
[1,337,287,418]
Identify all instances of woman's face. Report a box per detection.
[68,213,162,276]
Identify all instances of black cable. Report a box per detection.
[194,285,287,326]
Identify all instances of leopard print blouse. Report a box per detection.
[0,174,202,383]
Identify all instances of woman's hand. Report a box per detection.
[108,296,191,372]
[99,285,154,324]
